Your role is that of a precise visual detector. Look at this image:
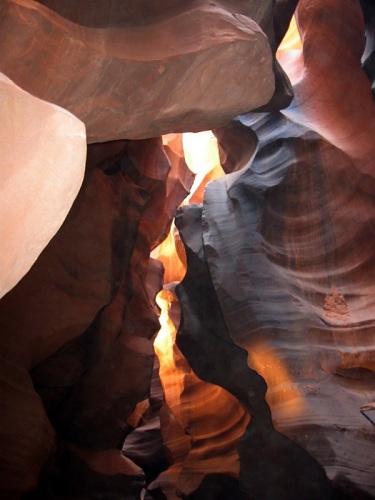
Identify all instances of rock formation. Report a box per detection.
[0,136,195,497]
[174,1,375,497]
[1,0,375,499]
[0,73,86,299]
[0,0,277,142]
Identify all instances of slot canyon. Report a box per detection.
[1,0,375,498]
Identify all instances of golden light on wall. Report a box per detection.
[248,346,307,416]
[182,130,223,204]
[154,128,307,424]
[154,289,176,369]
[276,16,302,58]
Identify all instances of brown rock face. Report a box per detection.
[0,0,275,142]
[175,204,343,500]
[1,0,375,499]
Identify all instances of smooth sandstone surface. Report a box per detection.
[1,0,375,498]
[0,73,86,299]
[0,0,275,142]
[150,286,248,498]
[35,0,275,30]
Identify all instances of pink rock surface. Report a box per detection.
[0,73,86,299]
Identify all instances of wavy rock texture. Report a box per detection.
[35,0,294,111]
[213,120,259,174]
[148,285,249,499]
[278,0,375,176]
[203,113,375,498]
[175,205,345,500]
[173,5,375,492]
[0,138,192,498]
[0,0,276,142]
[2,0,375,499]
[0,73,86,299]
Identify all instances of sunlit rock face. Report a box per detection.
[149,286,249,499]
[0,0,279,142]
[0,73,86,299]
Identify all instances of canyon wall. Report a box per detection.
[0,1,374,499]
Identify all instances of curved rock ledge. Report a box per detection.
[0,73,86,299]
[0,0,275,142]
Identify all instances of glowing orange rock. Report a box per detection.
[152,287,248,498]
